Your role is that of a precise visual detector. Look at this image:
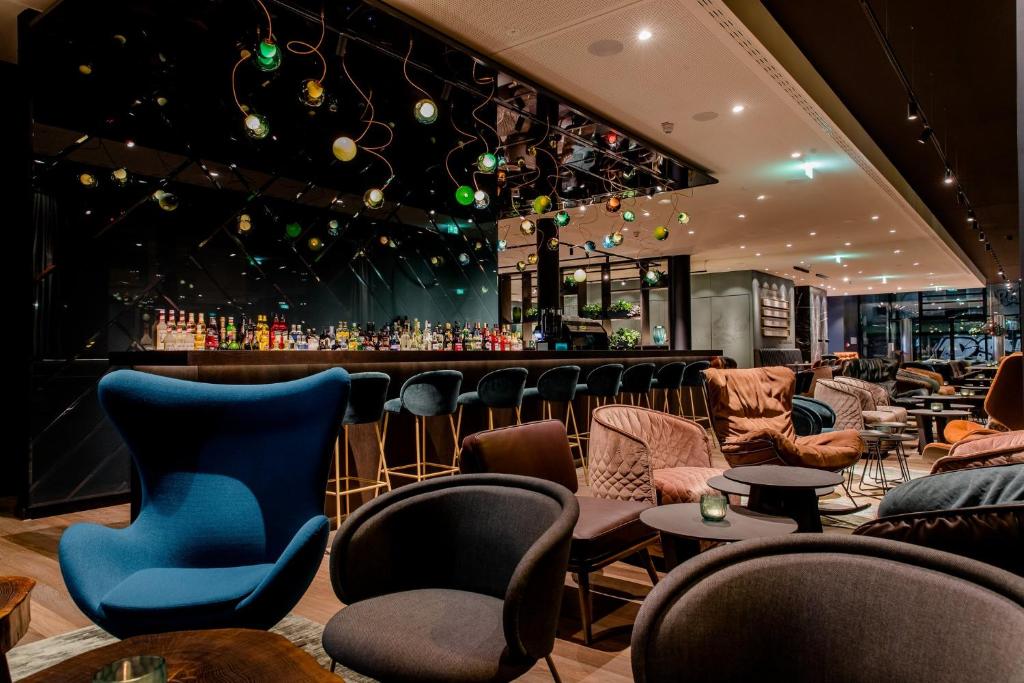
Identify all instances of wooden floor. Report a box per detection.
[0,446,935,682]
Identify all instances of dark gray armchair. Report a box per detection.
[632,535,1024,683]
[322,473,579,682]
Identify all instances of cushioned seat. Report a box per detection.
[323,588,532,683]
[383,397,403,413]
[101,565,272,614]
[521,387,540,399]
[456,390,482,405]
[572,497,655,562]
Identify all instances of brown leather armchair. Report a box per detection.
[929,430,1024,475]
[586,405,724,505]
[460,420,659,645]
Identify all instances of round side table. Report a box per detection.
[907,408,972,444]
[724,465,843,532]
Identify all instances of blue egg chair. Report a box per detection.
[59,368,350,638]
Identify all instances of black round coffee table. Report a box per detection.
[640,503,797,569]
[907,408,972,444]
[724,465,843,532]
[707,475,834,498]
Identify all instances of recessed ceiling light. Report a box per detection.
[756,194,766,200]
[809,231,816,236]
[125,140,135,148]
[732,104,745,113]
[897,286,902,290]
[737,213,746,219]
[867,286,873,290]
[889,229,896,233]
[688,230,695,235]
[893,249,901,254]
[843,277,849,282]
[755,252,761,256]
[844,242,851,246]
[740,245,746,249]
[871,215,879,221]
[786,243,792,247]
[637,29,652,41]
[913,262,919,266]
[791,151,802,158]
[843,264,847,268]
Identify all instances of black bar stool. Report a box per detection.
[383,370,462,482]
[620,363,656,407]
[576,364,625,481]
[327,371,391,527]
[456,367,529,439]
[522,365,583,455]
[681,360,713,434]
[651,362,686,414]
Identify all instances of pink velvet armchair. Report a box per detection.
[587,405,723,505]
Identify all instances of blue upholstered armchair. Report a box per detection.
[59,368,350,638]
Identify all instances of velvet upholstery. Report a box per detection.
[588,405,721,505]
[704,367,862,470]
[458,367,529,408]
[343,372,390,425]
[620,363,656,396]
[854,465,1024,574]
[631,535,1024,683]
[385,369,462,416]
[650,362,686,391]
[522,365,580,403]
[931,431,1024,474]
[60,368,350,638]
[576,363,624,398]
[680,360,710,387]
[323,474,578,683]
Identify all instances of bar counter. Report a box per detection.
[110,349,721,519]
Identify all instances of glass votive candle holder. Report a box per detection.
[93,656,167,683]
[699,493,728,522]
[930,401,944,412]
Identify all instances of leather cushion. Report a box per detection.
[654,466,724,504]
[459,420,578,492]
[571,497,655,565]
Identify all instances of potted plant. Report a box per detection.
[581,302,603,319]
[610,327,641,350]
[524,306,539,321]
[607,299,633,319]
[562,275,577,292]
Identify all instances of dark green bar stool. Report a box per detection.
[651,362,686,414]
[522,365,583,456]
[383,370,463,483]
[456,367,530,437]
[620,363,657,407]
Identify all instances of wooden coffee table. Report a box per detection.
[20,629,340,682]
[640,504,797,569]
[1,577,35,683]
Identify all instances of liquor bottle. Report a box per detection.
[154,310,167,350]
[327,326,337,350]
[194,313,206,350]
[204,315,218,349]
[350,324,361,351]
[390,325,401,351]
[453,322,463,352]
[444,322,453,351]
[225,316,236,349]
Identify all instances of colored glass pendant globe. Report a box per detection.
[455,185,474,206]
[622,210,636,222]
[532,195,552,214]
[496,239,507,252]
[477,152,498,173]
[554,211,571,227]
[308,236,323,251]
[152,189,179,212]
[430,255,442,266]
[547,237,560,251]
[473,189,490,209]
[110,168,128,186]
[602,234,616,249]
[237,214,252,233]
[327,219,340,236]
[255,39,281,72]
[414,98,438,124]
[300,79,324,107]
[605,196,621,213]
[364,188,385,209]
[676,211,690,224]
[285,222,302,238]
[516,260,527,272]
[332,136,357,161]
[583,240,596,253]
[653,225,670,241]
[243,112,270,139]
[574,268,588,282]
[527,252,538,265]
[519,219,536,236]
[644,270,662,285]
[458,252,471,265]
[611,231,624,246]
[78,172,98,188]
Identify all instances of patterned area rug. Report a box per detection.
[8,615,377,682]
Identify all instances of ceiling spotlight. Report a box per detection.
[943,168,954,185]
[967,209,976,222]
[917,127,933,144]
[844,241,851,246]
[889,229,896,233]
[790,151,802,159]
[757,195,766,200]
[755,252,761,256]
[907,100,919,120]
[809,231,816,236]
[786,243,792,248]
[893,249,902,254]
[871,215,879,221]
[731,104,745,114]
[125,140,136,148]
[637,29,652,41]
[737,213,746,219]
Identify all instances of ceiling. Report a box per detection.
[0,0,51,62]
[760,0,1018,284]
[382,0,988,296]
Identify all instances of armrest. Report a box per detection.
[237,515,329,615]
[719,436,783,467]
[58,523,157,616]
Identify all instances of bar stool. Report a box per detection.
[681,360,712,429]
[456,367,529,439]
[522,365,583,455]
[651,362,686,414]
[327,371,391,527]
[576,364,625,463]
[382,370,462,483]
[620,363,656,407]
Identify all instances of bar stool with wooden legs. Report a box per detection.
[681,360,718,447]
[382,370,463,483]
[651,361,686,414]
[327,372,392,528]
[455,367,529,440]
[522,364,583,458]
[575,364,624,482]
[620,363,656,407]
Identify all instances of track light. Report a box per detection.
[967,209,976,223]
[978,231,986,242]
[907,100,919,120]
[917,127,932,144]
[943,168,954,185]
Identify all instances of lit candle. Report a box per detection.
[93,656,166,683]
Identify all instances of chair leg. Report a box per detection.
[343,426,351,518]
[374,422,392,491]
[449,414,460,467]
[332,435,342,527]
[639,547,659,585]
[545,654,563,683]
[576,571,593,645]
[515,406,522,424]
[488,407,494,431]
[330,660,337,673]
[414,415,423,481]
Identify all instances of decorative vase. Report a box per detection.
[652,325,667,346]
